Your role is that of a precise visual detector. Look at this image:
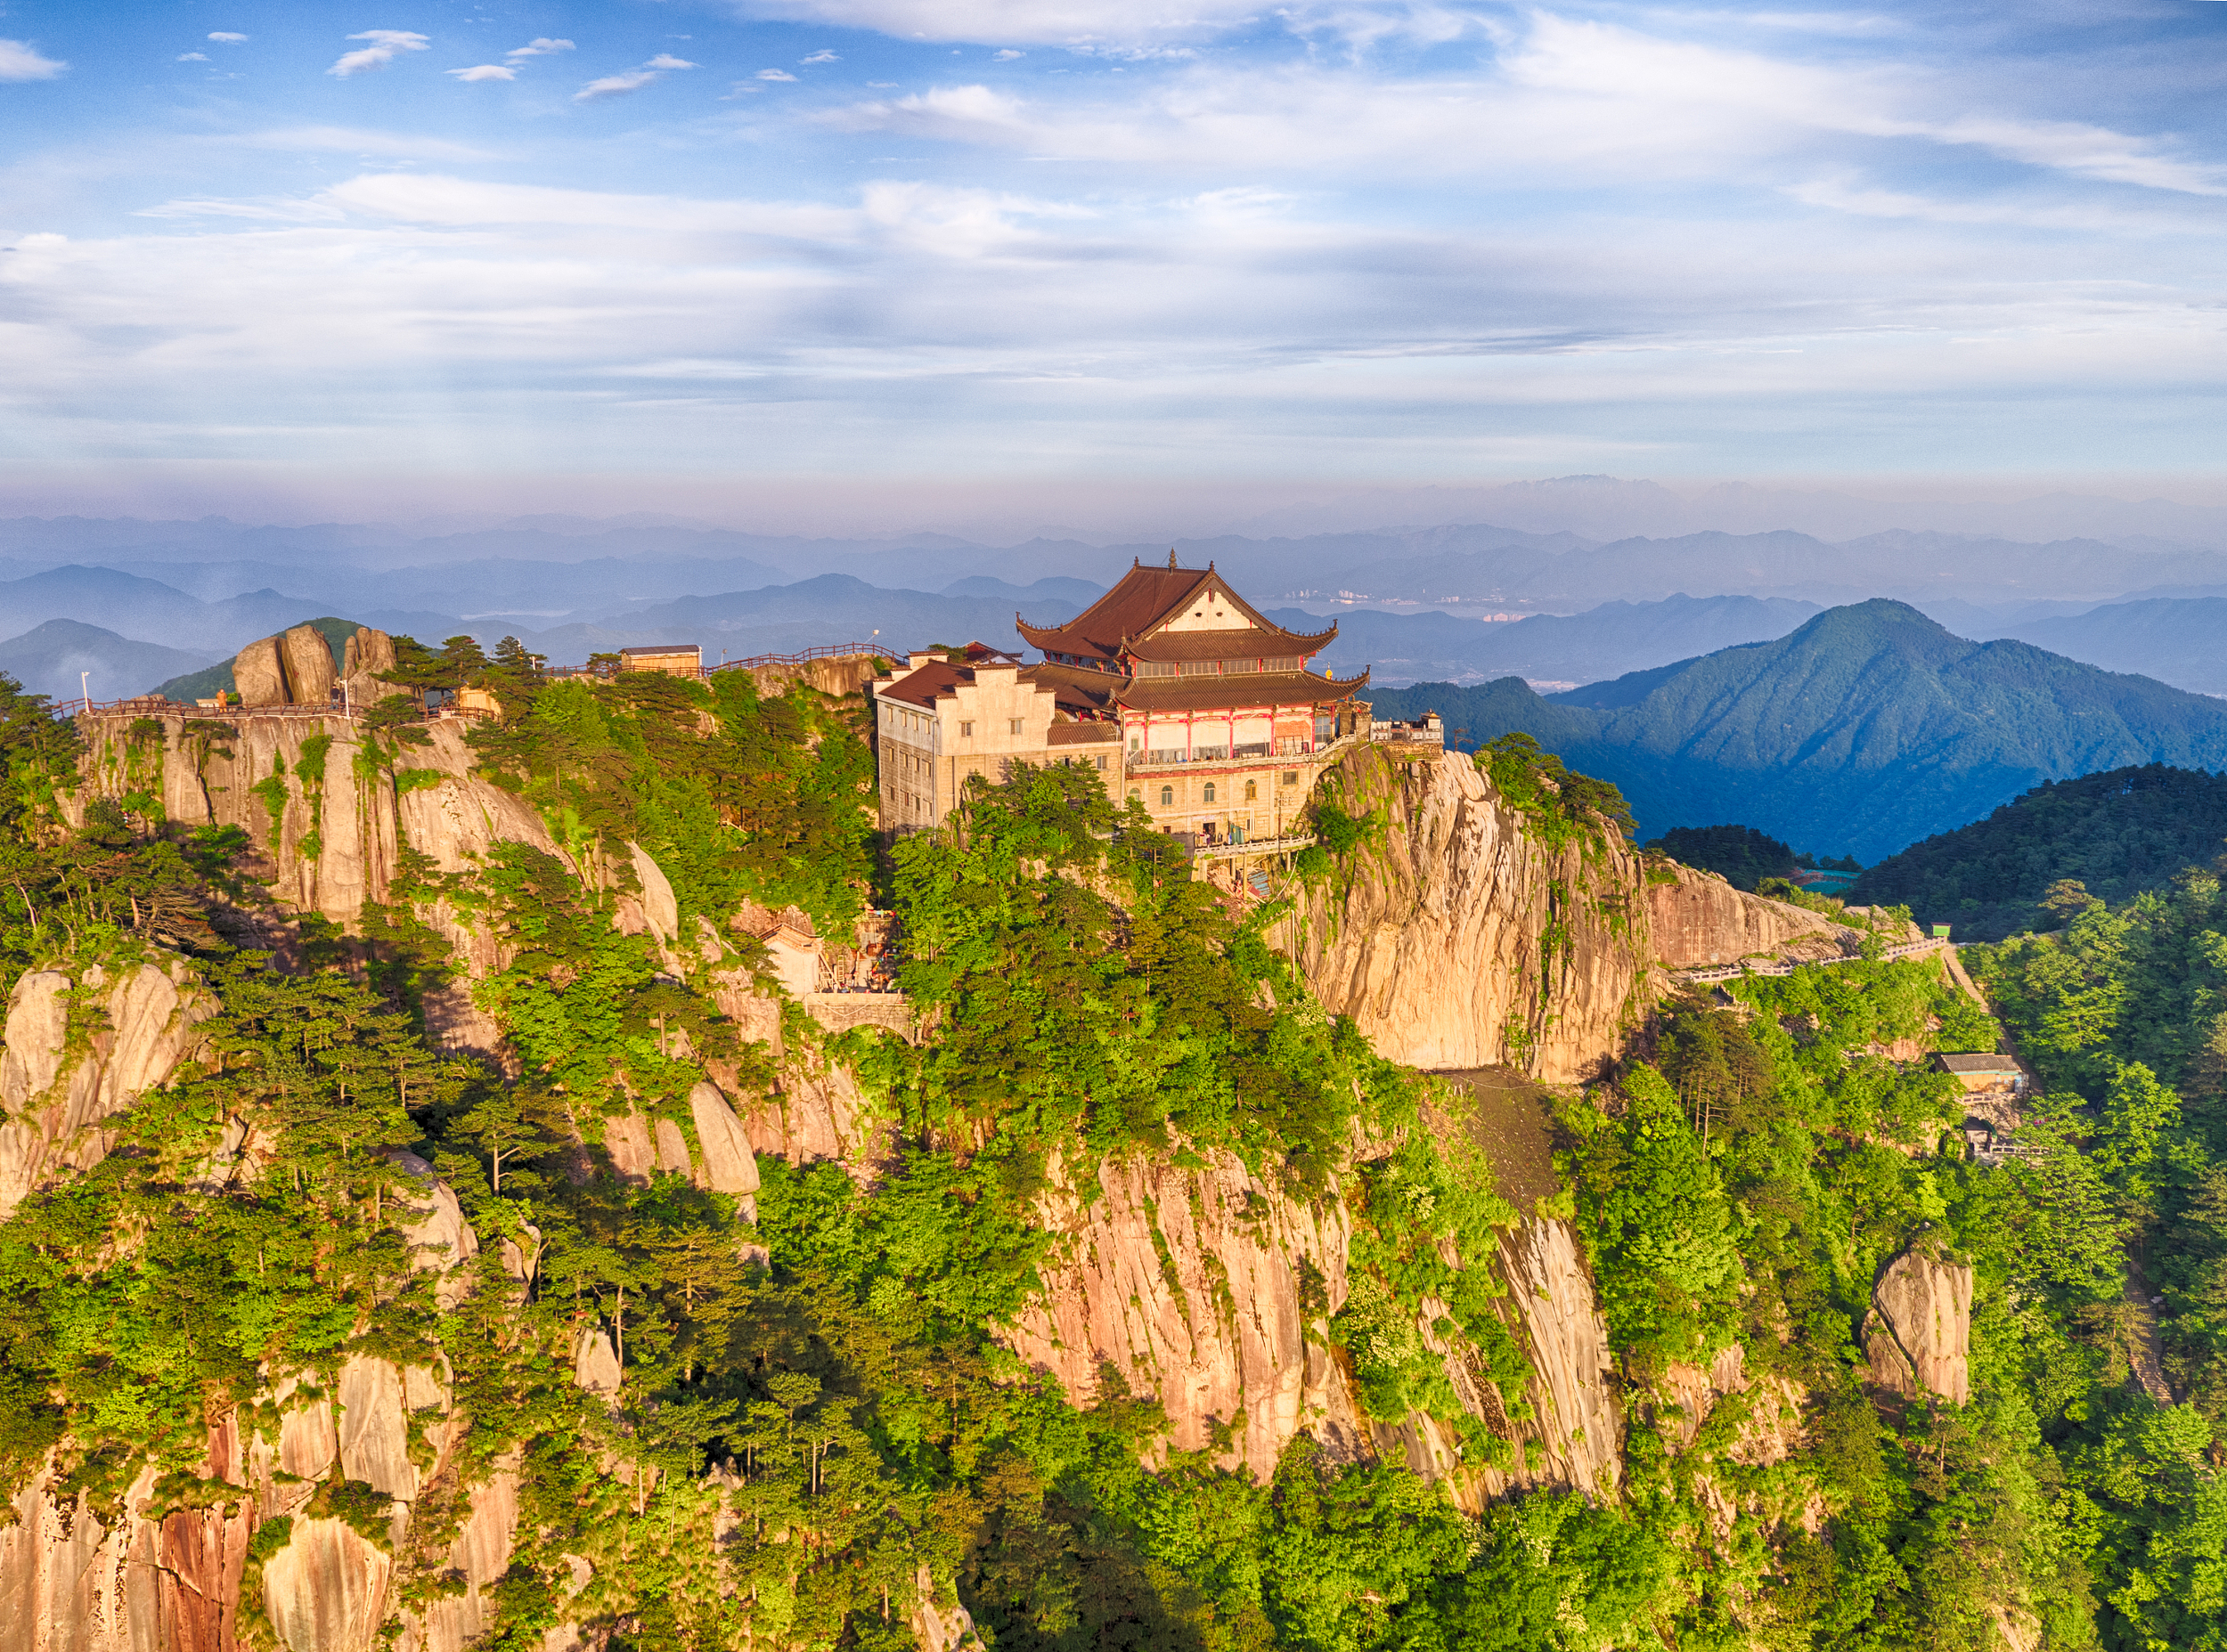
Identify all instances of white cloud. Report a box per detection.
[0,38,66,81]
[578,70,660,101]
[316,172,853,237]
[178,53,210,63]
[577,54,697,101]
[208,32,249,44]
[722,1,1265,46]
[759,69,799,81]
[803,50,840,63]
[329,30,430,78]
[815,15,2227,200]
[507,37,575,59]
[448,64,516,83]
[993,48,1024,60]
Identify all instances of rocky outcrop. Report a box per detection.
[1481,1218,1621,1497]
[1277,746,1647,1084]
[236,633,290,706]
[1003,1149,1368,1483]
[1644,866,1849,969]
[234,623,343,708]
[0,956,216,1218]
[1865,1246,1973,1404]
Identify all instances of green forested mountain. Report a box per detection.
[1371,598,2227,861]
[1846,763,2227,939]
[4,650,2224,1651]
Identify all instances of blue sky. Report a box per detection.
[2,1,2225,527]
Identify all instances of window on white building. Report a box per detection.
[960,720,973,736]
[1008,718,1024,735]
[1203,783,1217,804]
[1160,785,1174,807]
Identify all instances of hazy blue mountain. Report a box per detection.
[1846,764,2227,940]
[575,574,1091,656]
[1369,599,2227,861]
[1286,593,1818,687]
[0,619,217,704]
[941,575,1107,605]
[1998,598,2227,697]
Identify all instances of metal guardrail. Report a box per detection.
[1189,832,1318,860]
[713,642,884,673]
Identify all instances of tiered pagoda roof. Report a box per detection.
[1017,554,1339,672]
[1015,555,1366,709]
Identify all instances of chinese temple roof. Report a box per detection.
[1016,553,1337,667]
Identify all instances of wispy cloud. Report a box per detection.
[507,37,575,60]
[448,65,516,83]
[758,69,798,82]
[329,30,430,78]
[803,50,840,63]
[178,53,210,64]
[208,32,249,44]
[0,38,66,81]
[992,49,1024,61]
[577,54,697,102]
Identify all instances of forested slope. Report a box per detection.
[0,654,2218,1651]
[1847,763,2227,940]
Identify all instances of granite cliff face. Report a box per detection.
[0,956,216,1218]
[1279,746,1848,1083]
[1277,746,1648,1084]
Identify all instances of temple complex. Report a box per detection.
[871,555,1391,849]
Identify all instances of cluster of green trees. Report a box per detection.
[4,667,2224,1648]
[1848,763,2227,940]
[1642,825,1801,892]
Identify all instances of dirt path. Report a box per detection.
[2122,1259,2176,1406]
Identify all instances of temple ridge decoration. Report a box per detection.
[871,559,1415,851]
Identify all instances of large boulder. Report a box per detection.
[281,624,337,708]
[235,635,289,707]
[342,627,409,712]
[1865,1245,1972,1404]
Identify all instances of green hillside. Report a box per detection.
[1371,599,2227,861]
[1845,762,2227,939]
[151,615,361,702]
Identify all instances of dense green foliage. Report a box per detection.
[1846,763,2227,940]
[1644,824,1799,891]
[463,663,877,933]
[1372,599,2227,862]
[10,657,2227,1650]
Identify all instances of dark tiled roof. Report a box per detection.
[1021,663,1119,715]
[1936,1053,2020,1072]
[1048,722,1120,745]
[877,659,972,709]
[1018,558,1336,663]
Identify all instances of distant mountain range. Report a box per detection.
[1845,764,2227,940]
[0,619,216,706]
[1369,600,2227,862]
[1285,594,1820,688]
